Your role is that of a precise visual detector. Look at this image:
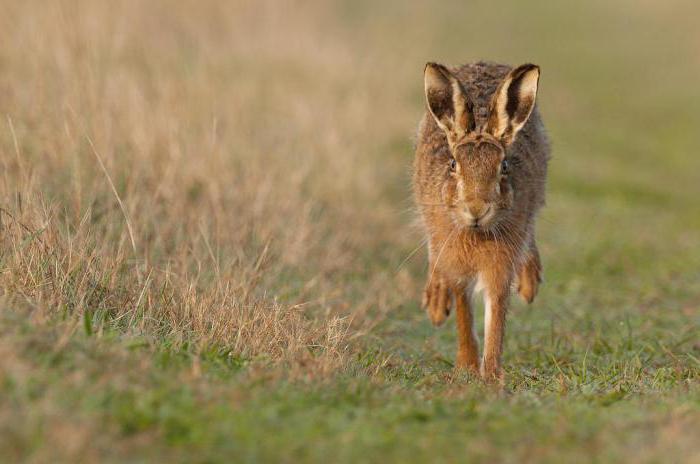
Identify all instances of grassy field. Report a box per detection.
[1,0,699,462]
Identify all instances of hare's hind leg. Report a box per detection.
[454,284,479,373]
[517,240,542,304]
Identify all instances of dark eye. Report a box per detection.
[449,158,457,171]
[501,158,509,176]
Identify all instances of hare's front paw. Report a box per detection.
[422,278,451,326]
[517,252,542,304]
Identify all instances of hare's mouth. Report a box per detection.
[456,205,496,229]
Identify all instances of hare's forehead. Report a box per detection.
[456,142,503,167]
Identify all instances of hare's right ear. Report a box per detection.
[424,63,475,144]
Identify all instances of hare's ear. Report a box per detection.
[424,62,475,144]
[486,64,540,146]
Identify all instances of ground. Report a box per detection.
[0,0,698,462]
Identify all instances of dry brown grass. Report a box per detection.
[0,0,420,376]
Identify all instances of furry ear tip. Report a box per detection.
[517,63,541,77]
[424,62,444,75]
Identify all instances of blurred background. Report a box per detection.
[0,0,698,462]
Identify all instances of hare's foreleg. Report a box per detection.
[481,274,512,383]
[517,239,542,304]
[454,285,479,373]
[422,273,452,327]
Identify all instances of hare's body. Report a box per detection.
[413,61,549,382]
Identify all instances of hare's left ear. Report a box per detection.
[486,64,540,146]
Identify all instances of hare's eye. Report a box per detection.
[501,158,509,176]
[449,158,457,171]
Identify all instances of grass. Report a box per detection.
[1,0,699,462]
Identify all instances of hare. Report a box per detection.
[413,61,549,383]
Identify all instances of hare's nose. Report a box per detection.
[468,204,490,220]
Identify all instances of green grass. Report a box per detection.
[3,303,697,462]
[1,0,699,462]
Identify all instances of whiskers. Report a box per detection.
[395,200,455,273]
[415,202,454,209]
[396,236,428,273]
[427,226,458,287]
[446,209,529,275]
[489,215,529,273]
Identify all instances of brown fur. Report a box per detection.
[413,61,550,383]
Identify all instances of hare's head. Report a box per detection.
[424,62,540,230]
